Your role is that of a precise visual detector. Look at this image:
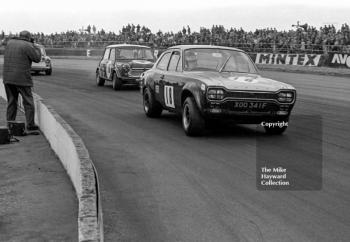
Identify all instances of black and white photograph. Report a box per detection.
[1,0,349,241]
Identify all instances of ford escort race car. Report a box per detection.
[31,44,52,75]
[96,44,155,90]
[140,45,296,136]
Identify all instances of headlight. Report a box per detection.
[207,88,225,100]
[277,91,294,103]
[122,63,130,70]
[121,64,131,76]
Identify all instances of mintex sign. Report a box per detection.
[330,54,350,68]
[255,53,321,66]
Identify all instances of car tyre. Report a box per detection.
[96,71,105,86]
[112,73,122,90]
[182,97,205,136]
[45,68,52,75]
[143,87,162,117]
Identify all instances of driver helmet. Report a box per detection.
[185,51,197,61]
[185,51,197,69]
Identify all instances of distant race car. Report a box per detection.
[31,44,52,75]
[96,44,155,90]
[140,45,296,136]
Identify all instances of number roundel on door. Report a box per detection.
[164,86,175,108]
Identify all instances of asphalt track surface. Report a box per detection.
[5,59,350,241]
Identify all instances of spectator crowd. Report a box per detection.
[1,23,350,53]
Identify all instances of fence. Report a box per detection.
[1,44,350,69]
[1,38,350,55]
[28,41,350,55]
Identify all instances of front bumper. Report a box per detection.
[31,62,51,71]
[120,77,141,85]
[120,68,149,85]
[203,100,294,123]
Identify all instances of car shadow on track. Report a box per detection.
[101,84,140,91]
[31,72,49,76]
[155,113,268,138]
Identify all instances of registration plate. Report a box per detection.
[233,101,267,110]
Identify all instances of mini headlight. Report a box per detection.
[121,64,131,76]
[122,63,130,70]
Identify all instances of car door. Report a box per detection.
[106,48,116,80]
[164,50,183,111]
[153,51,172,108]
[100,48,111,79]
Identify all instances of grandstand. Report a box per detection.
[1,23,350,54]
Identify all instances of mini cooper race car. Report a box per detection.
[31,44,52,75]
[140,45,296,136]
[96,44,155,90]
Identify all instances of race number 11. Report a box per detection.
[164,86,175,108]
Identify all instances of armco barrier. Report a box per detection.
[0,79,103,242]
[45,48,104,57]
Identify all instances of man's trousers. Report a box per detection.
[4,83,35,128]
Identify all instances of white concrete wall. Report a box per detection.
[0,79,103,242]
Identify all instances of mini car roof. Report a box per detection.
[169,45,243,52]
[106,43,151,49]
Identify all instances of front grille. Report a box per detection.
[129,68,149,77]
[225,91,277,100]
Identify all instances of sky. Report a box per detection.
[1,0,350,34]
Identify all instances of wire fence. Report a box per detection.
[39,40,350,54]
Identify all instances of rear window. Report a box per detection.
[168,51,181,71]
[109,48,116,60]
[156,52,171,71]
[103,48,111,60]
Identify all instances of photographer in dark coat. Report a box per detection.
[3,30,41,130]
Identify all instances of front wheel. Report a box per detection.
[143,87,162,117]
[96,71,105,86]
[45,68,52,75]
[182,97,205,136]
[112,74,122,90]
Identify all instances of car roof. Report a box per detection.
[106,43,151,49]
[168,45,243,52]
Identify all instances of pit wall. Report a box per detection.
[0,79,103,242]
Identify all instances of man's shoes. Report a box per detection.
[26,125,40,135]
[27,125,39,131]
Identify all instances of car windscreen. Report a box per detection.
[116,48,154,60]
[183,48,257,74]
[39,47,46,56]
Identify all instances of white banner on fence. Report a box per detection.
[331,54,350,68]
[255,53,321,66]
